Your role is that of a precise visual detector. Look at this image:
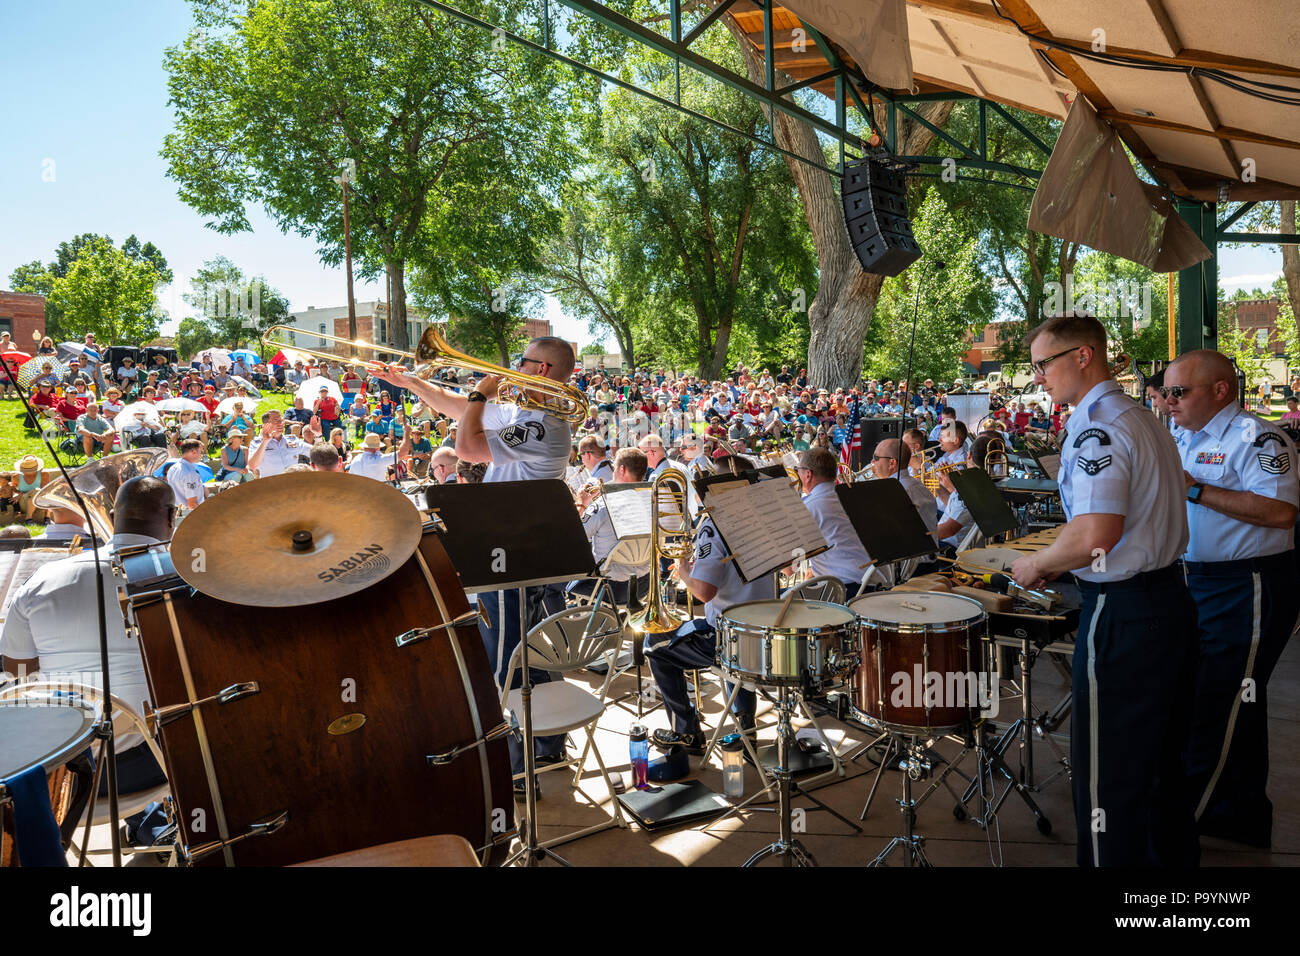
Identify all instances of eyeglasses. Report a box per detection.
[518,356,548,370]
[1159,383,1215,400]
[871,454,896,462]
[1030,346,1083,376]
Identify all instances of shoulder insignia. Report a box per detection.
[1076,455,1112,476]
[1258,452,1291,475]
[1253,432,1285,448]
[1072,427,1111,448]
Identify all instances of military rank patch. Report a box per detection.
[1077,455,1113,475]
[1258,452,1291,475]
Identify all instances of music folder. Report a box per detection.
[697,472,828,584]
[948,468,1020,539]
[834,478,935,565]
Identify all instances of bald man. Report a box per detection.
[1166,349,1299,847]
[870,438,938,543]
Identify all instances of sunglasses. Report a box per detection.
[1159,383,1214,400]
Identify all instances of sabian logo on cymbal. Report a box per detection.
[318,544,390,583]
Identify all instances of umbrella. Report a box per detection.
[216,396,262,416]
[153,460,215,482]
[297,376,341,403]
[203,348,232,369]
[230,375,262,398]
[269,350,287,367]
[117,401,163,425]
[156,397,209,414]
[18,355,68,389]
[0,350,31,377]
[230,349,260,366]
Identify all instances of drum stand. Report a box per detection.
[705,685,861,868]
[995,635,1072,791]
[868,738,936,867]
[955,719,1052,836]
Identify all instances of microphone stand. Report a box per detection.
[900,260,946,449]
[0,358,121,867]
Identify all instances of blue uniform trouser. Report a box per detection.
[479,586,566,775]
[644,619,755,735]
[1185,550,1298,843]
[1072,566,1199,867]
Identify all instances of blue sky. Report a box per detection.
[0,1,1286,350]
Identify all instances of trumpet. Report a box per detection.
[261,324,588,424]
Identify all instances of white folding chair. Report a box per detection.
[0,681,174,865]
[501,604,629,848]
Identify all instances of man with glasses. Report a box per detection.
[870,438,938,544]
[795,448,871,597]
[1165,349,1299,849]
[1009,312,1196,868]
[374,336,577,793]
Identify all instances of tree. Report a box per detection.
[46,237,166,344]
[9,233,172,341]
[182,256,291,352]
[162,0,581,354]
[1071,251,1170,362]
[1218,317,1271,390]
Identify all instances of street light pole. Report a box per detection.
[335,158,358,355]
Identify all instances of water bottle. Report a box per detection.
[629,723,649,790]
[721,733,745,799]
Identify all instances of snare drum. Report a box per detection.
[716,600,859,690]
[848,592,988,735]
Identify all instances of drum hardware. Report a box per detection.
[183,809,290,864]
[868,740,936,867]
[394,608,489,647]
[144,682,261,733]
[953,719,1053,838]
[426,717,517,766]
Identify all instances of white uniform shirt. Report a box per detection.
[167,458,206,508]
[0,533,161,750]
[481,403,570,483]
[347,450,392,481]
[1175,402,1298,562]
[248,434,308,477]
[939,490,975,549]
[690,516,773,627]
[1060,380,1187,582]
[579,501,645,581]
[801,481,871,584]
[587,459,615,484]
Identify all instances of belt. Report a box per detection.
[1074,562,1184,595]
[1183,550,1295,576]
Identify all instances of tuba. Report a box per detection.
[32,449,168,541]
[626,469,693,636]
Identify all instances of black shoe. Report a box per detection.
[652,728,705,755]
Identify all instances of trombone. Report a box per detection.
[261,324,589,424]
[627,469,693,636]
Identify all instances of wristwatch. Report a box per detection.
[467,392,488,404]
[1187,482,1205,504]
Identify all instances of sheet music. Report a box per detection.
[0,549,71,623]
[1038,453,1061,480]
[603,486,653,538]
[704,477,828,582]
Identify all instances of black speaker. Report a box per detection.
[859,417,901,459]
[841,158,921,276]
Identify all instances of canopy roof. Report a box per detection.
[726,0,1300,201]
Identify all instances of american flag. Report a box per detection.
[840,395,862,474]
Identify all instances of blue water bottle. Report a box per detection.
[629,722,649,790]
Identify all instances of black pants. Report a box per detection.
[1072,566,1199,867]
[1185,551,1298,844]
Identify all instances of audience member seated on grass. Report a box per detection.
[220,402,255,434]
[175,409,208,447]
[14,456,45,521]
[285,396,313,426]
[347,433,392,481]
[309,441,343,472]
[75,403,115,458]
[216,430,251,482]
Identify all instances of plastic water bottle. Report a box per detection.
[721,734,745,799]
[629,723,649,790]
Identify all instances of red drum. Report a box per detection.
[116,530,512,866]
[848,592,988,736]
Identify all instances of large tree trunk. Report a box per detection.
[1282,201,1300,329]
[726,19,952,389]
[386,259,410,353]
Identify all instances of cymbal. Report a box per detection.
[170,472,422,607]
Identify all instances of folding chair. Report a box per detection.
[500,604,629,849]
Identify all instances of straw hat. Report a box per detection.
[361,433,384,450]
[16,454,43,474]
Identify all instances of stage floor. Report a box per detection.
[80,631,1299,868]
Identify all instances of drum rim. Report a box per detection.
[847,704,971,737]
[849,591,987,627]
[718,598,858,635]
[0,699,98,780]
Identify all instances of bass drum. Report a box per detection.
[117,530,512,867]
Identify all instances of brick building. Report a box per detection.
[1226,298,1283,355]
[0,291,47,345]
[962,320,1023,375]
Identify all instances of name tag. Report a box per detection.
[1194,451,1225,465]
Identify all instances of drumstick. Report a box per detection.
[772,588,798,627]
[935,553,1018,578]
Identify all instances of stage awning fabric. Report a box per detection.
[726,0,1300,203]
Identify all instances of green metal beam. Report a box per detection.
[898,154,1042,180]
[910,171,1037,193]
[986,101,1053,158]
[550,0,866,152]
[681,0,736,47]
[1176,200,1218,353]
[1216,201,1257,233]
[774,69,839,97]
[1218,231,1300,244]
[894,101,979,161]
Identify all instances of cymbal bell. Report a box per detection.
[170,472,422,606]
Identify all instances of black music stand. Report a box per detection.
[948,469,1019,541]
[424,480,596,867]
[835,478,936,569]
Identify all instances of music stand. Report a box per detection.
[835,478,936,568]
[948,469,1019,540]
[424,480,596,867]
